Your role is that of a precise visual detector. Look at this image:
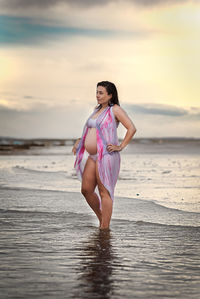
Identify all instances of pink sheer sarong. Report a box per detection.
[74,106,121,207]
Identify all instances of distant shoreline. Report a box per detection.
[0,136,199,155]
[1,136,199,143]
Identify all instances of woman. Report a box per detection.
[72,81,137,230]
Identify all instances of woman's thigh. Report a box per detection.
[82,157,97,193]
[95,161,110,198]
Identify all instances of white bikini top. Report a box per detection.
[87,117,97,128]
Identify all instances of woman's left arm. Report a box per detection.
[107,105,137,153]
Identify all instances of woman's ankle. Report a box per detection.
[99,223,110,230]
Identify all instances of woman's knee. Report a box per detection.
[81,186,93,197]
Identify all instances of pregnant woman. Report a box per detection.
[72,81,137,230]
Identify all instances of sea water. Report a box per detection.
[0,141,200,298]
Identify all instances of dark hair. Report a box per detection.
[96,81,120,109]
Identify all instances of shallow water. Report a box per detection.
[0,188,200,298]
[0,144,200,298]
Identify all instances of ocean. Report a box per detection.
[0,139,200,298]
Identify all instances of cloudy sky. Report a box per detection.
[0,0,200,138]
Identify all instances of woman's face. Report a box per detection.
[96,86,112,106]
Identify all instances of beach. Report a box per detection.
[0,138,200,298]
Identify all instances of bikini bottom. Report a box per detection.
[89,153,97,162]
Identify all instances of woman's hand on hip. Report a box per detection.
[72,145,77,155]
[107,144,122,153]
[72,138,81,155]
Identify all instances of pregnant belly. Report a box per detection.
[84,128,97,155]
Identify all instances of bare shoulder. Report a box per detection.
[112,104,135,129]
[112,104,136,130]
[112,104,125,114]
[112,104,127,119]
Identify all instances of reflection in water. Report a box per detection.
[78,229,115,298]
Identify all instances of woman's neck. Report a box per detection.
[101,104,109,109]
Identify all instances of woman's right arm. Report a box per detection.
[72,138,81,155]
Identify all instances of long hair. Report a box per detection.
[96,81,120,110]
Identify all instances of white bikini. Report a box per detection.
[87,117,97,128]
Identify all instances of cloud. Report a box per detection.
[0,0,191,9]
[1,92,200,118]
[124,103,200,117]
[0,101,92,138]
[1,98,200,139]
[0,15,151,45]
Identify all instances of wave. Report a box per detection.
[118,177,138,181]
[12,166,136,181]
[0,185,69,194]
[0,208,84,217]
[0,207,199,229]
[12,166,146,182]
[114,194,200,215]
[113,218,200,229]
[1,184,200,215]
[13,165,68,175]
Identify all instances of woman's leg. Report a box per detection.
[81,157,102,225]
[96,162,113,230]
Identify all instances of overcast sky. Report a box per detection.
[0,0,200,138]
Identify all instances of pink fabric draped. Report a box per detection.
[74,105,121,205]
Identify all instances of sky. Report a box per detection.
[0,0,200,139]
